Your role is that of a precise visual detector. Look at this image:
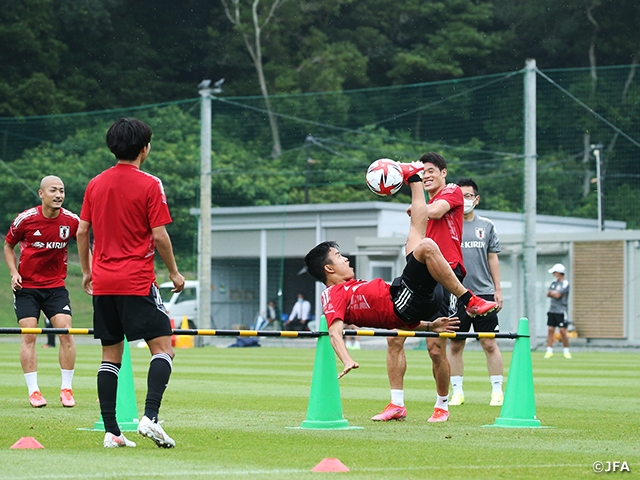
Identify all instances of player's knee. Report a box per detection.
[449,339,465,355]
[386,336,405,351]
[415,238,439,258]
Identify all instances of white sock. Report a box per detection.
[24,372,39,395]
[354,340,361,348]
[546,346,553,353]
[451,375,464,395]
[390,389,404,407]
[490,375,503,394]
[435,395,449,411]
[563,347,570,354]
[61,369,74,390]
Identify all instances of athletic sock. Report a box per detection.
[563,347,570,354]
[435,395,449,411]
[490,375,503,394]
[458,291,472,306]
[61,369,74,390]
[144,353,173,421]
[390,389,405,407]
[97,362,121,436]
[451,375,464,396]
[24,372,39,395]
[546,346,553,354]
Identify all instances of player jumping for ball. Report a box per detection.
[304,162,497,420]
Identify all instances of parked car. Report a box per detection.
[159,280,198,328]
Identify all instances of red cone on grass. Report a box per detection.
[10,437,44,449]
[311,458,350,472]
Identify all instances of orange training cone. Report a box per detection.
[311,458,350,472]
[10,437,45,449]
[175,316,194,349]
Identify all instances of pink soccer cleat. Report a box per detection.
[29,391,47,408]
[371,403,407,422]
[60,388,75,407]
[427,407,450,423]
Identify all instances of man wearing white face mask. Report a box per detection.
[448,178,505,407]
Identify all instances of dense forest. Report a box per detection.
[1,0,639,267]
[2,0,640,113]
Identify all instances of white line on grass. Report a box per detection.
[4,463,592,479]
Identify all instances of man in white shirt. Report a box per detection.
[284,293,311,331]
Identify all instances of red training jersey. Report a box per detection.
[80,163,172,295]
[321,278,420,330]
[427,183,465,277]
[5,206,79,289]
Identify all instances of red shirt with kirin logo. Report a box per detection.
[5,206,79,288]
[321,278,420,330]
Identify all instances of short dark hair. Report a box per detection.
[419,152,447,171]
[305,241,339,284]
[106,118,153,160]
[456,178,479,195]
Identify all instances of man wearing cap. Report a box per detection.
[545,263,571,359]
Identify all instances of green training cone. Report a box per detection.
[93,339,140,432]
[297,316,361,430]
[484,318,542,428]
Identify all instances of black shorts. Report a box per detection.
[14,287,72,322]
[93,284,172,345]
[391,253,459,324]
[547,312,567,328]
[455,294,499,334]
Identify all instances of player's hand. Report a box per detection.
[10,273,22,291]
[494,290,504,312]
[338,360,359,379]
[170,272,185,293]
[430,316,460,333]
[82,272,93,295]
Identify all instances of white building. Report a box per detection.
[201,202,639,347]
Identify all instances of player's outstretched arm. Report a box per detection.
[417,316,460,333]
[328,319,359,379]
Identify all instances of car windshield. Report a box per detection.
[159,287,175,303]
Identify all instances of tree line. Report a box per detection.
[2,0,640,116]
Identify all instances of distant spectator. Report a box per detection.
[266,300,281,330]
[545,263,571,359]
[284,293,311,331]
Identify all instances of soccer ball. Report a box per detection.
[365,158,403,196]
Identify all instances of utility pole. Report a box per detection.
[197,79,223,332]
[523,59,538,348]
[590,144,604,231]
[304,135,313,204]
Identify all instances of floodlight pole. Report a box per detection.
[523,59,538,348]
[199,82,213,331]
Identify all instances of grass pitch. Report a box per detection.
[0,340,638,479]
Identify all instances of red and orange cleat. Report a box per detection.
[399,162,424,184]
[465,293,498,318]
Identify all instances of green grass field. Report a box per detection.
[0,341,638,479]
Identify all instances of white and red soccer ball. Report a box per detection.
[365,158,403,196]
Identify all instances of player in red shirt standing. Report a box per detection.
[373,153,488,423]
[77,118,185,449]
[304,162,497,421]
[4,176,80,408]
